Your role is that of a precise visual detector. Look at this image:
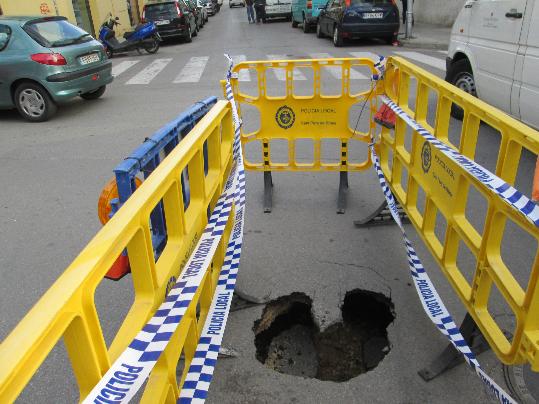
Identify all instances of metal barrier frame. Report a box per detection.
[381,57,539,370]
[0,101,236,403]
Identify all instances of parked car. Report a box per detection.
[291,0,327,32]
[183,0,205,30]
[197,0,210,21]
[316,0,399,47]
[265,0,293,20]
[446,0,539,129]
[204,0,218,15]
[0,16,112,122]
[142,1,198,42]
[229,0,245,7]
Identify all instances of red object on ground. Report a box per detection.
[105,254,131,280]
[533,157,539,203]
[374,104,397,129]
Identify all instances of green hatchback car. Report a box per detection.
[0,16,113,122]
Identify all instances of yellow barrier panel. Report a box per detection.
[223,57,381,172]
[0,101,236,403]
[380,57,539,370]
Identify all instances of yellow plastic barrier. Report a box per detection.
[0,101,236,403]
[380,57,539,370]
[2,57,539,402]
[223,57,380,172]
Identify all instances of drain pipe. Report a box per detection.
[405,1,413,39]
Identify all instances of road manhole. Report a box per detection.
[253,290,395,381]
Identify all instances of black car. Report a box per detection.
[316,0,399,47]
[142,1,198,42]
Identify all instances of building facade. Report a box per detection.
[0,0,142,36]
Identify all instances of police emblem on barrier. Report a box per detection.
[275,105,295,130]
[421,141,432,174]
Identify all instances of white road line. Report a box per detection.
[348,51,378,61]
[111,60,140,78]
[126,58,172,85]
[309,52,366,79]
[267,55,306,81]
[231,55,250,82]
[394,51,446,71]
[173,56,209,83]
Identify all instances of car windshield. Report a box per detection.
[23,18,91,47]
[145,3,178,19]
[350,0,392,4]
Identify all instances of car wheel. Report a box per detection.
[316,21,323,38]
[144,35,160,54]
[447,59,476,120]
[185,25,193,42]
[193,23,199,36]
[333,25,342,47]
[80,85,106,100]
[302,14,310,33]
[14,82,57,122]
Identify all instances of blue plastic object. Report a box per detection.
[110,96,217,259]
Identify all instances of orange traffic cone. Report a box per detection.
[374,104,396,129]
[533,156,539,203]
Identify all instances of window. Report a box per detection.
[0,25,11,51]
[350,0,392,4]
[23,17,91,48]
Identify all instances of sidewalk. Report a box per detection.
[398,22,451,50]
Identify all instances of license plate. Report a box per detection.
[155,19,170,25]
[79,53,100,65]
[363,12,383,19]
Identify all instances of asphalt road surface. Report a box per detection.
[1,5,537,403]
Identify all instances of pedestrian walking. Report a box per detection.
[254,0,266,23]
[246,0,255,23]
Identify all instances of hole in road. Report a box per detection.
[253,290,395,381]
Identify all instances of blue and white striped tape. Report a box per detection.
[370,56,516,404]
[178,54,246,403]
[83,57,245,404]
[380,96,539,228]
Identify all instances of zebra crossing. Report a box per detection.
[110,50,447,86]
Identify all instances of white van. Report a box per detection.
[446,0,539,129]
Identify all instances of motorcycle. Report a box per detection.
[98,14,161,58]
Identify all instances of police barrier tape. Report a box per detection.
[82,57,245,404]
[369,58,515,404]
[380,96,539,229]
[177,55,246,403]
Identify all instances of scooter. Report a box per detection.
[98,14,161,58]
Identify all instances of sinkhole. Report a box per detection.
[253,290,395,382]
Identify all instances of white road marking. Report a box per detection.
[267,55,307,81]
[231,55,251,82]
[173,56,209,83]
[309,52,367,79]
[126,58,172,85]
[111,60,140,78]
[394,51,446,71]
[348,51,378,61]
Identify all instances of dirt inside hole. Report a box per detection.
[253,290,395,382]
